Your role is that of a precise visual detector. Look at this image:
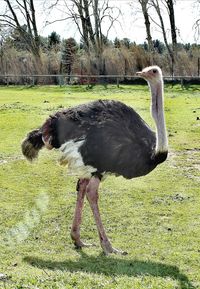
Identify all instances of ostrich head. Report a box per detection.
[136,66,162,85]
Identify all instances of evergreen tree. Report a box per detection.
[48,32,61,48]
[153,39,165,54]
[60,38,78,82]
[114,37,120,48]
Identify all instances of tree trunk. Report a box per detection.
[151,0,175,75]
[166,0,177,52]
[138,0,154,53]
[83,0,96,48]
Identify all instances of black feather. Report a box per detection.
[41,100,160,178]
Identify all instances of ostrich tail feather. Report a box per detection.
[21,129,44,162]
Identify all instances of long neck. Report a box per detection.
[149,80,168,154]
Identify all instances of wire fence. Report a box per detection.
[0,74,200,87]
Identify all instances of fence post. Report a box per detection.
[117,77,119,88]
[59,75,64,87]
[87,76,90,88]
[181,78,184,89]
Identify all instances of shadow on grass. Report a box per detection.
[24,251,195,289]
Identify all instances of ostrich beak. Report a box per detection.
[136,70,148,79]
[136,71,142,76]
[136,71,146,77]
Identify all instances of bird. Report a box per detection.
[21,66,168,255]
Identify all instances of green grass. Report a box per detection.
[0,84,199,289]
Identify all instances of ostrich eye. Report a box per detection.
[153,69,157,73]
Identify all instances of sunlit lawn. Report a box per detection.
[0,84,199,288]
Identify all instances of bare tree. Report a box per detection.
[149,0,175,75]
[138,0,154,52]
[45,0,120,74]
[165,0,177,51]
[0,0,41,61]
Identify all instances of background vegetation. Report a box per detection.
[0,0,200,84]
[1,33,200,81]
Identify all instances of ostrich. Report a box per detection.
[22,66,168,255]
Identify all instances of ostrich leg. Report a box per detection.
[86,177,127,255]
[71,178,91,248]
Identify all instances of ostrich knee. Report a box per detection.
[86,177,100,201]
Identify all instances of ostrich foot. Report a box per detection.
[71,231,95,249]
[103,246,128,256]
[73,239,94,249]
[101,240,128,255]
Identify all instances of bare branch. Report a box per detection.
[4,0,21,28]
[193,18,200,41]
[49,0,61,10]
[0,18,17,29]
[45,16,73,26]
[1,0,41,60]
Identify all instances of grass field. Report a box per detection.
[0,84,199,289]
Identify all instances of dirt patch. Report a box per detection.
[0,156,24,165]
[0,160,8,165]
[0,102,38,112]
[168,149,200,181]
[153,193,193,205]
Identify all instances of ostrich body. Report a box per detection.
[22,66,168,254]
